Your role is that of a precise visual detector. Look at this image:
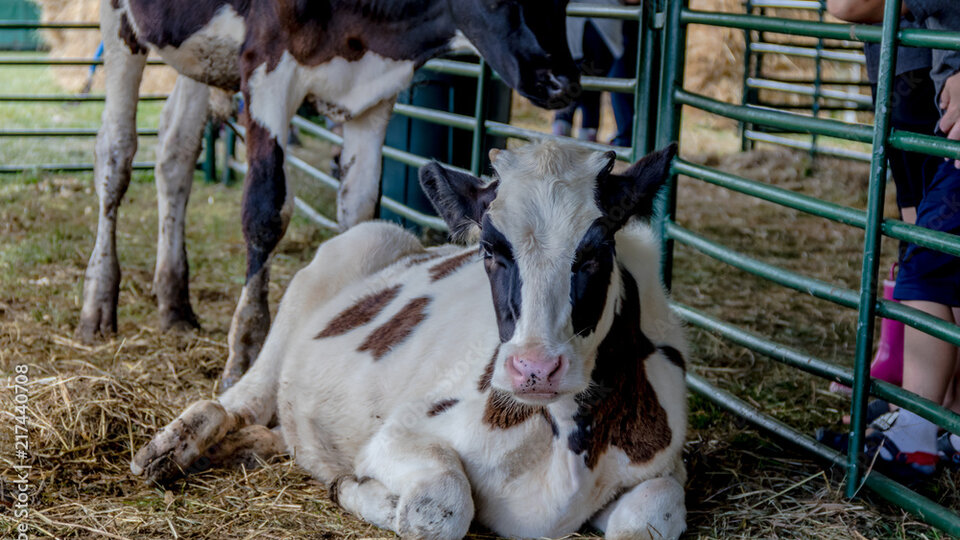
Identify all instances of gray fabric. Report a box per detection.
[904,0,960,109]
[565,0,624,60]
[863,18,931,83]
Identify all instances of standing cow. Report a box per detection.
[81,0,580,388]
[131,141,688,539]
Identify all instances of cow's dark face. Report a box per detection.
[448,0,580,109]
[420,141,677,405]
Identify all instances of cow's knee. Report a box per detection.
[396,470,473,540]
[600,477,685,540]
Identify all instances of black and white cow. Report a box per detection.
[131,140,688,539]
[80,0,580,388]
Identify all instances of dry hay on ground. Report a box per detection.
[1,145,957,538]
[30,0,177,93]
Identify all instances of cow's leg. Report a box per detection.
[154,75,210,331]
[221,84,297,388]
[336,97,396,229]
[591,476,686,540]
[333,429,473,540]
[77,4,147,342]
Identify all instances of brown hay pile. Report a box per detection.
[686,0,746,106]
[31,0,178,93]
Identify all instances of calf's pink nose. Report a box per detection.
[506,351,566,395]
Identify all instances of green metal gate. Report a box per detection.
[657,0,960,533]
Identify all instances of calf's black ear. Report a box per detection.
[419,162,499,242]
[596,143,677,226]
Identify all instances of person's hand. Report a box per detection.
[939,70,960,168]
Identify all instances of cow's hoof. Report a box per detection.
[76,308,116,344]
[131,400,236,484]
[159,305,201,333]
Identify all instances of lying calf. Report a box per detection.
[131,140,688,539]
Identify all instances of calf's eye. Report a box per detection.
[576,259,600,275]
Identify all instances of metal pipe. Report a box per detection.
[746,77,872,106]
[749,42,865,64]
[0,93,168,101]
[847,0,900,496]
[0,128,158,137]
[743,130,872,161]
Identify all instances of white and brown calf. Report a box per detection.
[131,140,688,539]
[81,0,580,389]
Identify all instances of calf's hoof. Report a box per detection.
[131,400,237,484]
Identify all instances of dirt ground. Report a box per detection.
[1,131,957,538]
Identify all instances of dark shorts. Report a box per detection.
[872,69,942,210]
[894,160,960,307]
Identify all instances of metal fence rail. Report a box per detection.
[0,19,179,173]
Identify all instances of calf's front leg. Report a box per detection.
[332,428,474,540]
[592,476,686,540]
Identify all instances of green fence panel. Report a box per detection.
[0,1,41,50]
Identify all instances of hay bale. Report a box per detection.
[686,0,746,105]
[31,0,178,93]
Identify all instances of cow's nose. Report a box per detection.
[506,350,566,395]
[535,70,581,107]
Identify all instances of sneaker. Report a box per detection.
[863,413,938,485]
[937,432,960,470]
[816,427,849,453]
[816,400,892,453]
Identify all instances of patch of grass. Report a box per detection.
[0,52,164,167]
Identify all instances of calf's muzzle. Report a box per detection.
[505,348,568,398]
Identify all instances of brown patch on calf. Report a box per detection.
[483,390,543,430]
[357,296,431,360]
[477,345,499,392]
[428,250,476,282]
[315,284,402,339]
[402,251,444,268]
[426,399,459,417]
[568,268,672,469]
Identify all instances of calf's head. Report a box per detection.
[420,141,676,405]
[449,0,580,109]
